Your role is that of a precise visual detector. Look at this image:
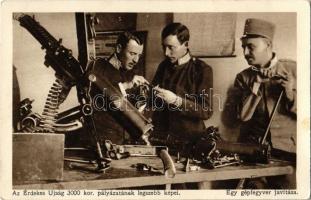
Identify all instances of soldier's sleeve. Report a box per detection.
[151,62,165,86]
[229,72,262,122]
[176,61,213,120]
[277,59,297,116]
[149,62,166,109]
[286,90,296,115]
[285,63,297,115]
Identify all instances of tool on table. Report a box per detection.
[105,140,176,178]
[237,90,284,189]
[131,163,163,175]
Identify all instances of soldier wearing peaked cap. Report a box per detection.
[227,18,297,158]
[225,18,297,189]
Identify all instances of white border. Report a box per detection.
[1,0,310,199]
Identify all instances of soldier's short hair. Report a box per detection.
[116,31,144,48]
[161,22,190,44]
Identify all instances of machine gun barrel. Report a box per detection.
[14,14,84,88]
[15,14,58,49]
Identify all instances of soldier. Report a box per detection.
[87,31,148,144]
[151,22,213,140]
[226,18,296,188]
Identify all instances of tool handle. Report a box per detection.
[261,90,284,144]
[159,149,176,178]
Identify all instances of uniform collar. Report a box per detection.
[251,53,278,72]
[108,53,122,70]
[176,52,191,66]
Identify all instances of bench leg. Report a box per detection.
[236,178,246,189]
[165,184,171,190]
[198,181,212,189]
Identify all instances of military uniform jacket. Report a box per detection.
[86,57,138,144]
[232,57,296,153]
[151,54,213,139]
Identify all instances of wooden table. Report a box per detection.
[13,156,294,190]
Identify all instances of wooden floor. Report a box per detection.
[13,156,295,190]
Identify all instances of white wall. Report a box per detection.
[136,13,171,81]
[13,13,79,114]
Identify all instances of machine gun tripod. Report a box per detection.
[14,13,173,173]
[14,13,114,172]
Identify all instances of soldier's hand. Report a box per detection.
[280,74,295,102]
[273,73,295,101]
[131,75,149,87]
[153,86,182,106]
[122,75,149,89]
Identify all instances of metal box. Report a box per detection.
[13,133,64,183]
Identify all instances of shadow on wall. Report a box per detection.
[220,84,242,142]
[13,65,21,132]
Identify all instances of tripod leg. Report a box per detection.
[82,105,111,172]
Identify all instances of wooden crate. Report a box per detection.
[13,133,64,184]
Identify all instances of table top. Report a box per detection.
[13,156,294,189]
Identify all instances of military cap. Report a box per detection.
[241,18,275,40]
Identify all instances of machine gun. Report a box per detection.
[14,14,174,174]
[14,13,85,133]
[14,13,111,171]
[150,126,270,170]
[192,127,271,169]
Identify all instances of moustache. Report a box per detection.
[245,55,254,60]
